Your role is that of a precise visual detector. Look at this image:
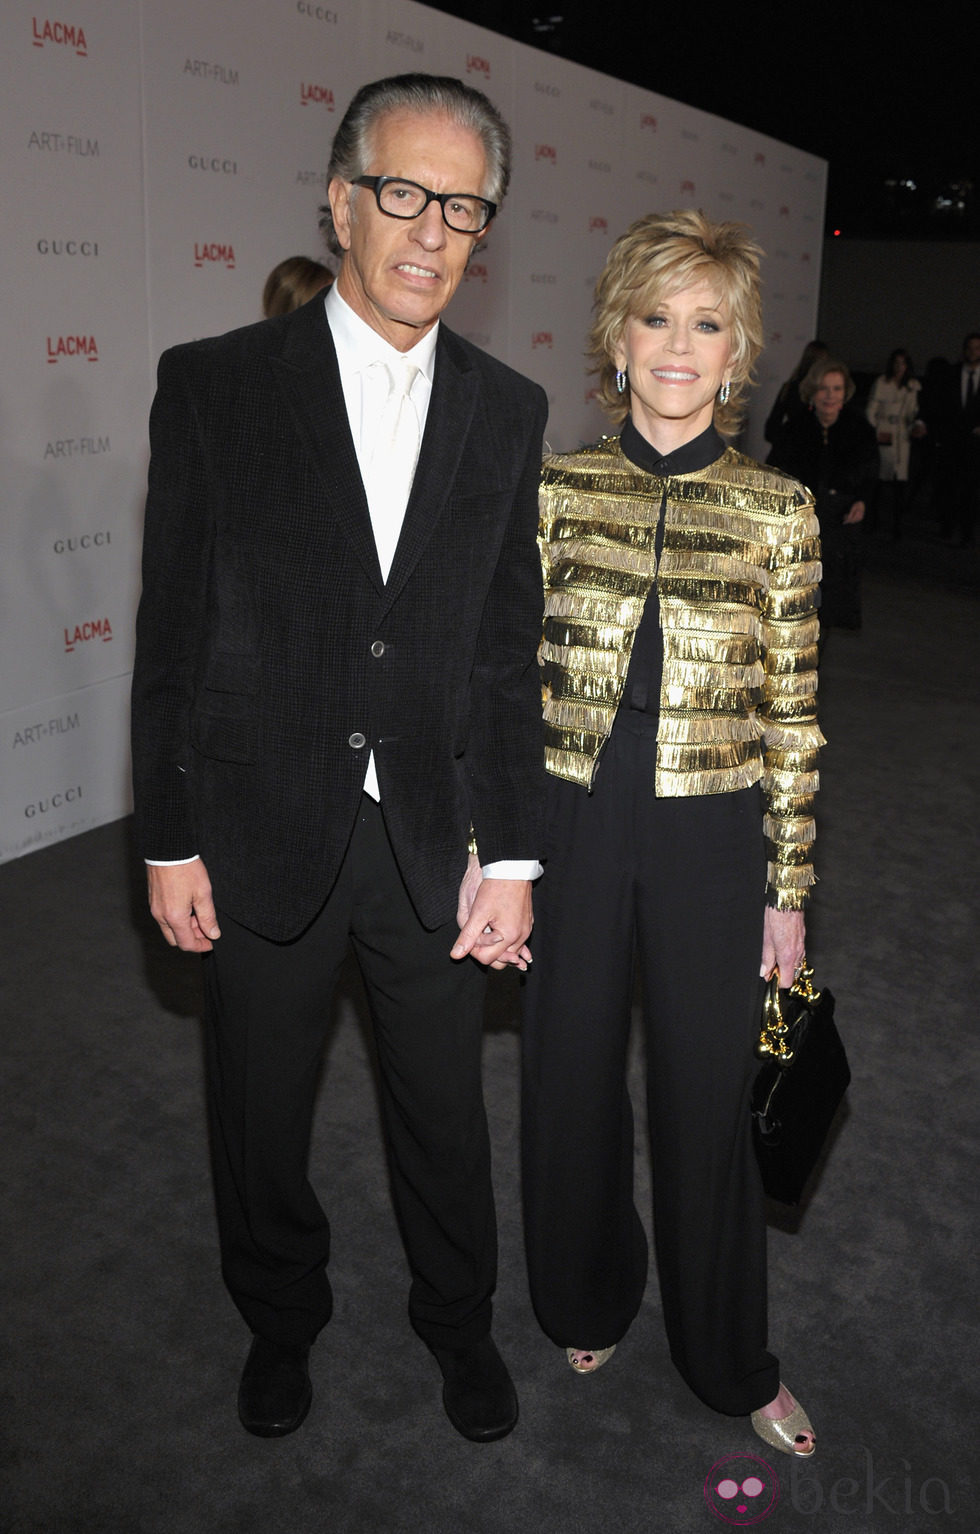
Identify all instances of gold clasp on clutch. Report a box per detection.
[756,979,796,1065]
[755,957,821,1066]
[789,961,821,1006]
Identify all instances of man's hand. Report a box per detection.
[455,852,484,931]
[760,906,805,985]
[147,859,221,952]
[843,499,865,525]
[452,870,533,971]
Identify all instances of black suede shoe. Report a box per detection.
[431,1335,518,1443]
[237,1336,312,1437]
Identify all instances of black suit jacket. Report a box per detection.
[132,296,548,940]
[924,362,980,459]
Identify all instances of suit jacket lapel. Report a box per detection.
[380,329,478,616]
[268,299,384,591]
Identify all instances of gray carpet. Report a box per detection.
[2,528,977,1533]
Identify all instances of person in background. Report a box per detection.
[771,356,877,635]
[923,332,980,546]
[764,338,828,464]
[865,348,923,539]
[262,255,333,317]
[522,210,823,1459]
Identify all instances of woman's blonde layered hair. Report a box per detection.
[799,356,856,404]
[589,210,765,437]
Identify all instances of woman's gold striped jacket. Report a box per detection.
[538,435,825,910]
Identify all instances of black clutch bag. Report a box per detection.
[751,963,850,1205]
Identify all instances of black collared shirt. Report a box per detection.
[620,417,725,478]
[618,419,726,720]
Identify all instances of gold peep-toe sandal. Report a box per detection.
[751,1386,816,1456]
[566,1346,616,1374]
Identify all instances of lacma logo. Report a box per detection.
[32,17,87,55]
[300,83,334,109]
[464,262,489,283]
[47,335,98,363]
[466,55,490,78]
[194,242,236,270]
[535,145,557,164]
[640,114,658,131]
[64,617,112,652]
[532,332,553,349]
[589,216,608,234]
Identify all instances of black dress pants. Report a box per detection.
[203,795,494,1353]
[522,718,779,1415]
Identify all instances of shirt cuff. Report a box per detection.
[481,859,542,880]
[145,855,200,866]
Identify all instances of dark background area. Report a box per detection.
[428,1,980,239]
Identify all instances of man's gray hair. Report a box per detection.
[319,73,511,256]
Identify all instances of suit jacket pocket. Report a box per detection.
[192,652,258,761]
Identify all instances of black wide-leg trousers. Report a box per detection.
[522,719,779,1415]
[202,795,494,1354]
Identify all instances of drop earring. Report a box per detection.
[719,379,731,405]
[615,369,628,394]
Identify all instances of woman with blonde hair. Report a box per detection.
[522,210,823,1456]
[261,255,333,317]
[771,355,877,630]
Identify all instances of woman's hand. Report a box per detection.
[843,499,865,524]
[760,906,805,984]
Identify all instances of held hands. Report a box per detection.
[147,858,221,952]
[760,906,805,986]
[453,855,533,971]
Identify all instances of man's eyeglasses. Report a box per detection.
[352,176,496,235]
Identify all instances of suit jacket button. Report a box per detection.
[370,640,385,657]
[348,732,366,749]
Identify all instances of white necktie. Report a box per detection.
[361,358,421,803]
[380,356,421,481]
[365,358,421,584]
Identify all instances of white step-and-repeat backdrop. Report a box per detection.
[1,0,826,863]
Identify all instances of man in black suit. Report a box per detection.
[925,331,980,545]
[132,75,547,1442]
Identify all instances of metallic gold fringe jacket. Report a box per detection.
[539,436,825,910]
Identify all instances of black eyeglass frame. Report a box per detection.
[351,175,497,234]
